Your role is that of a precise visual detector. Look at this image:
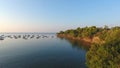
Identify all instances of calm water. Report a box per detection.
[0,33,87,68]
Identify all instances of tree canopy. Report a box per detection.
[86,27,120,68]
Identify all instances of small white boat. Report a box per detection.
[0,36,4,40]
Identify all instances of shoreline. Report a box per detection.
[57,34,104,46]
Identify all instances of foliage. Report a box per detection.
[86,28,120,68]
[58,26,120,39]
[59,31,64,34]
[58,26,100,38]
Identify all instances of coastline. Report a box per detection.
[57,34,104,46]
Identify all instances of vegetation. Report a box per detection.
[57,26,120,68]
[86,28,120,68]
[57,26,110,38]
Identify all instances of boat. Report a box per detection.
[0,36,4,40]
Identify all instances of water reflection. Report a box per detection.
[57,36,90,51]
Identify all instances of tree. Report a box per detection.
[59,31,64,34]
[86,29,120,68]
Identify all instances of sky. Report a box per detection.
[0,0,120,32]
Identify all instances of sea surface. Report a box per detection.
[0,33,87,68]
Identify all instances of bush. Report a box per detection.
[86,29,120,68]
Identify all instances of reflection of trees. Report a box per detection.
[65,38,90,51]
[57,35,90,51]
[57,35,64,40]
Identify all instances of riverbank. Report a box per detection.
[57,26,120,46]
[57,34,104,46]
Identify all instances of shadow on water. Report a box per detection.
[57,36,90,51]
[57,35,89,68]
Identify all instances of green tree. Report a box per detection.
[86,29,120,68]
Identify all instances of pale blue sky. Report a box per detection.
[0,0,120,32]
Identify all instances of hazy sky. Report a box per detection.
[0,0,120,32]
